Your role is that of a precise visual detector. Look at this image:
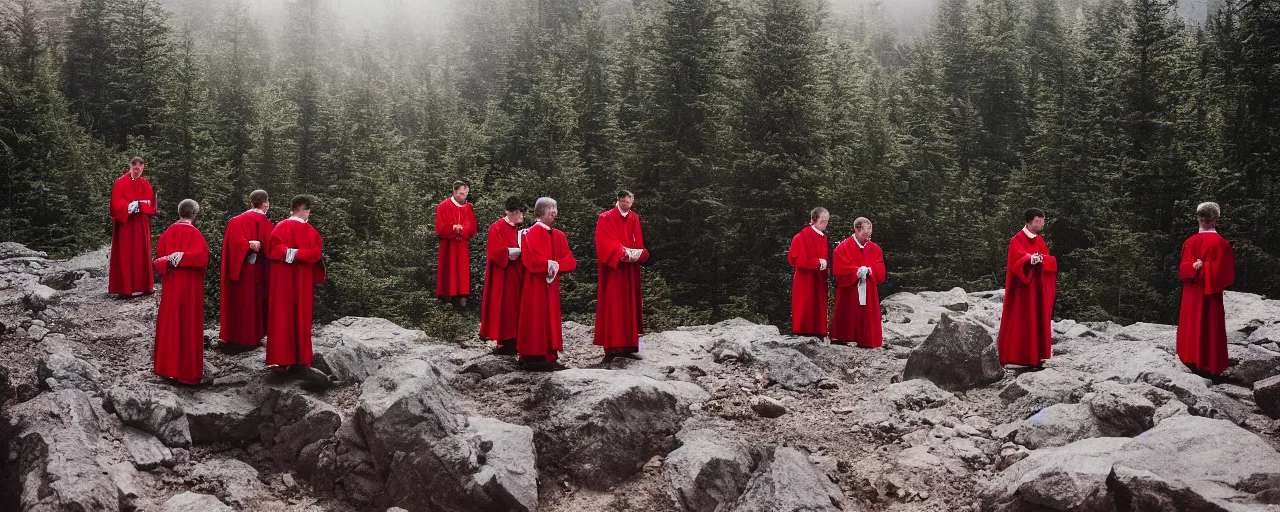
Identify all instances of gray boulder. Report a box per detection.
[903,314,1003,391]
[1085,380,1156,436]
[1014,403,1105,449]
[999,369,1090,418]
[313,316,428,383]
[121,427,174,470]
[981,437,1128,512]
[1223,344,1280,386]
[162,492,234,512]
[190,458,266,509]
[759,348,824,390]
[37,348,101,392]
[1254,374,1280,419]
[103,385,191,447]
[529,369,707,489]
[5,389,118,511]
[664,428,755,512]
[731,447,842,512]
[184,389,262,444]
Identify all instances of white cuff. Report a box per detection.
[128,201,140,214]
[286,248,298,264]
[508,247,521,260]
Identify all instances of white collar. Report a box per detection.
[1022,227,1037,239]
[853,236,867,249]
[249,208,268,216]
[288,216,308,224]
[450,197,464,207]
[535,220,551,230]
[503,217,519,227]
[1199,228,1217,233]
[177,219,193,225]
[617,205,629,218]
[811,225,825,237]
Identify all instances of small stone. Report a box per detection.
[751,396,788,418]
[282,473,297,489]
[818,379,839,390]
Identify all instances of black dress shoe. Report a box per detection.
[492,345,518,356]
[619,352,643,360]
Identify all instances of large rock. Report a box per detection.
[162,492,234,512]
[4,389,119,511]
[121,427,174,470]
[984,416,1280,511]
[104,386,191,447]
[1084,380,1156,436]
[0,242,47,260]
[529,369,707,489]
[980,437,1129,512]
[999,369,1090,417]
[759,348,824,390]
[1014,403,1105,449]
[1223,344,1280,386]
[357,360,538,512]
[664,428,755,512]
[184,389,262,443]
[190,459,266,509]
[259,388,341,468]
[879,379,954,411]
[1255,374,1280,419]
[902,314,1003,391]
[313,317,428,383]
[36,347,101,392]
[731,447,842,512]
[23,284,57,312]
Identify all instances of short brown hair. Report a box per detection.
[130,156,146,165]
[291,194,315,211]
[452,181,469,192]
[249,190,269,208]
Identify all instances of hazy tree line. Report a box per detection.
[0,0,1275,336]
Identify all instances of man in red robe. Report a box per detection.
[1176,202,1235,377]
[997,208,1058,369]
[517,197,577,371]
[266,195,330,387]
[219,190,273,347]
[788,207,830,338]
[435,181,478,306]
[480,197,525,355]
[829,217,886,348]
[594,190,649,362]
[153,199,208,385]
[110,157,157,297]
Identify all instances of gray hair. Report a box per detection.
[178,199,200,219]
[853,217,872,231]
[535,197,557,218]
[1196,202,1221,223]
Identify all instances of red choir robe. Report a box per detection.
[997,229,1058,366]
[1176,231,1235,375]
[266,218,326,367]
[435,198,478,299]
[109,173,157,296]
[479,218,524,346]
[152,222,208,385]
[829,237,886,347]
[788,226,830,336]
[219,210,274,346]
[593,207,649,353]
[517,222,577,362]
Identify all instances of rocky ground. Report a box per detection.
[2,241,1280,512]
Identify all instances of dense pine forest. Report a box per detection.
[0,0,1276,336]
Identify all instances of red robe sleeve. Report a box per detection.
[1202,238,1235,295]
[295,229,322,264]
[633,214,649,263]
[788,231,820,270]
[1007,237,1035,284]
[554,230,577,273]
[486,222,510,269]
[223,216,250,281]
[267,223,291,261]
[177,232,209,269]
[871,244,887,284]
[522,227,551,275]
[139,181,157,215]
[462,205,478,239]
[832,241,857,288]
[434,200,455,239]
[1178,238,1200,282]
[595,213,627,269]
[110,178,130,224]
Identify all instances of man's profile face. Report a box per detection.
[1028,216,1046,234]
[856,223,873,243]
[813,212,830,232]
